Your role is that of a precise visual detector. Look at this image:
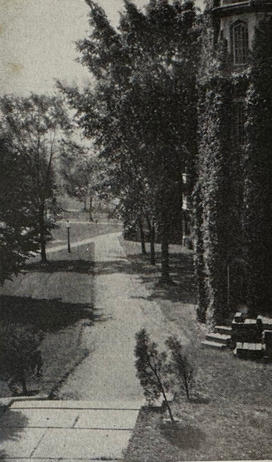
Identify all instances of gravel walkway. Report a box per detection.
[58,232,180,401]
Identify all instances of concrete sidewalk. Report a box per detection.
[57,232,182,401]
[0,399,143,461]
[0,231,181,460]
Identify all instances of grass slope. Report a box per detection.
[0,242,95,398]
[122,239,272,461]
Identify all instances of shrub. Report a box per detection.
[135,329,175,423]
[0,323,43,395]
[166,336,195,401]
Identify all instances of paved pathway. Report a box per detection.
[57,231,179,401]
[0,398,143,461]
[0,231,182,460]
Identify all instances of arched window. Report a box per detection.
[231,21,249,65]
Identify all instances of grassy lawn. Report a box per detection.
[0,243,96,398]
[121,238,272,461]
[48,216,122,248]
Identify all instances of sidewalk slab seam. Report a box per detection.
[32,427,132,459]
[29,429,48,458]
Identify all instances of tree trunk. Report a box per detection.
[138,217,147,255]
[146,216,156,265]
[83,196,87,212]
[39,204,47,263]
[160,221,172,284]
[161,235,169,282]
[183,375,190,401]
[20,370,27,395]
[161,388,175,424]
[89,195,94,222]
[150,225,156,265]
[151,364,175,424]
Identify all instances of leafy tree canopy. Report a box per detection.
[0,94,71,267]
[59,0,201,281]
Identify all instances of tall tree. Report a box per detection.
[59,0,200,283]
[0,94,70,263]
[0,138,40,283]
[59,139,98,220]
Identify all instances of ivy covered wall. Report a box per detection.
[244,17,272,316]
[195,8,272,327]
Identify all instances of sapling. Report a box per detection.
[0,323,43,395]
[135,329,175,423]
[166,336,195,401]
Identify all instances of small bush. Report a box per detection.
[0,323,43,395]
[135,329,175,423]
[166,336,195,401]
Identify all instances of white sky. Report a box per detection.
[0,0,203,96]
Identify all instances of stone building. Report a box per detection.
[213,0,272,53]
[195,0,272,326]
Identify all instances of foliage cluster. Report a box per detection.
[0,138,40,283]
[0,94,70,274]
[0,323,43,395]
[59,139,100,220]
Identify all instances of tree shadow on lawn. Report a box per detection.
[128,252,196,305]
[0,295,100,333]
[160,422,206,450]
[25,259,94,274]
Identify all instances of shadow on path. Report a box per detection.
[25,259,94,274]
[93,249,196,306]
[94,259,132,276]
[0,451,7,461]
[0,409,29,460]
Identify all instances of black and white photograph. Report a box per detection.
[0,0,272,460]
